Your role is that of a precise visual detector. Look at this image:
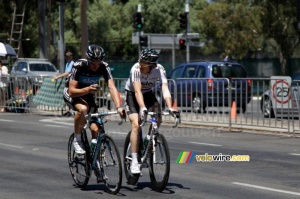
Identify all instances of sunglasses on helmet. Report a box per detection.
[148,56,159,63]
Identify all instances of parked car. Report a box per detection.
[10,58,59,81]
[10,58,59,95]
[154,61,252,113]
[260,74,300,118]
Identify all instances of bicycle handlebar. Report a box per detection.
[140,110,180,128]
[84,110,126,128]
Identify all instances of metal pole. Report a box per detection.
[137,4,141,55]
[173,34,175,69]
[59,1,65,73]
[185,0,190,62]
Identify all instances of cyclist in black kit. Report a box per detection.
[124,48,177,174]
[63,44,124,154]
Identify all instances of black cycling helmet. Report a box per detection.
[86,44,105,61]
[139,48,159,64]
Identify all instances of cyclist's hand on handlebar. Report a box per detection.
[117,107,126,119]
[117,107,126,125]
[166,107,180,118]
[139,107,147,119]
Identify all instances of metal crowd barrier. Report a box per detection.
[1,76,299,135]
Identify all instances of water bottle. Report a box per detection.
[90,139,97,152]
[143,135,151,151]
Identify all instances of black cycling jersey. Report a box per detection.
[63,59,113,112]
[65,59,113,88]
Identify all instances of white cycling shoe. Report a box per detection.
[130,163,141,174]
[73,140,86,155]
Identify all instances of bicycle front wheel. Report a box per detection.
[67,133,90,188]
[149,133,170,192]
[100,135,122,195]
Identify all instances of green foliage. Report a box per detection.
[0,0,299,76]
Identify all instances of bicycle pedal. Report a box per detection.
[141,162,149,168]
[97,176,104,183]
[95,171,104,183]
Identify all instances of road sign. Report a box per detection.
[177,33,199,39]
[270,76,292,115]
[189,41,205,47]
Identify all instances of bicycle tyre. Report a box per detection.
[67,132,90,188]
[149,133,170,192]
[123,131,140,185]
[100,135,122,195]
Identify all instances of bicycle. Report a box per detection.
[123,110,180,192]
[68,111,123,194]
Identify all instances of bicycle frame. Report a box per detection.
[83,111,118,171]
[139,111,179,168]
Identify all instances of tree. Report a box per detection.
[255,0,299,75]
[198,1,262,60]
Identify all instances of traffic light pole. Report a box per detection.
[137,4,141,54]
[58,1,65,73]
[185,0,190,63]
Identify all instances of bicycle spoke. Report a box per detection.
[149,134,170,192]
[100,136,122,194]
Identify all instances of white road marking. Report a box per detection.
[232,182,300,196]
[289,153,300,156]
[39,118,73,126]
[0,143,24,149]
[44,124,69,128]
[109,131,128,135]
[189,142,222,147]
[0,119,14,122]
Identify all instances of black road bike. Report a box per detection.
[68,111,123,194]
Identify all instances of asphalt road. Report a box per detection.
[0,113,300,199]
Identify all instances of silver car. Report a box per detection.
[10,58,59,94]
[260,74,300,118]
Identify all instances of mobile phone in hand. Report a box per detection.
[95,85,101,90]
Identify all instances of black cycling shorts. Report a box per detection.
[63,87,97,113]
[125,90,158,114]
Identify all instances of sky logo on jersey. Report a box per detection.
[78,76,101,85]
[176,151,196,164]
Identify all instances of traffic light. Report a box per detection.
[179,13,187,30]
[179,39,185,50]
[133,12,143,30]
[140,35,148,47]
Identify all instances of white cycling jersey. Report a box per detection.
[125,63,168,93]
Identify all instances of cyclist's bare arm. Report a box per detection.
[161,83,173,110]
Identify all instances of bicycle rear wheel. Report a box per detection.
[149,133,170,192]
[67,132,90,188]
[123,131,140,185]
[100,135,122,195]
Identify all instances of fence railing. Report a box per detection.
[1,76,299,135]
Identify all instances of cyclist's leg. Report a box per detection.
[85,96,99,139]
[125,91,141,174]
[146,91,162,128]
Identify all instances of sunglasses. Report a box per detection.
[89,59,102,64]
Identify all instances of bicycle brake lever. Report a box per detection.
[172,118,179,128]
